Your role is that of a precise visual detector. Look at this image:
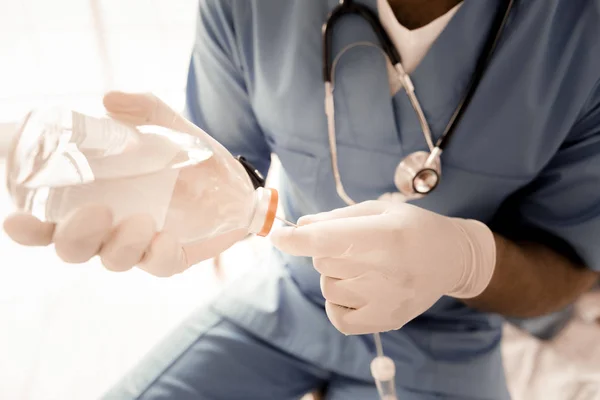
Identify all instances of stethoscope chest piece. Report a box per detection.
[394,150,441,199]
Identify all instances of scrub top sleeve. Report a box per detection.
[518,81,600,272]
[184,0,271,177]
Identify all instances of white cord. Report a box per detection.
[374,332,384,358]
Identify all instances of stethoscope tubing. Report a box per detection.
[321,0,514,203]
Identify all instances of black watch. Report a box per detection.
[236,156,266,189]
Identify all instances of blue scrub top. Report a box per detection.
[184,0,600,397]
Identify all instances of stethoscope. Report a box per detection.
[321,1,514,399]
[323,0,514,205]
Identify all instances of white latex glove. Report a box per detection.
[3,92,250,276]
[271,200,496,335]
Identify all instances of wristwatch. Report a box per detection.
[236,156,266,189]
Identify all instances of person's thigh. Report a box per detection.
[323,376,488,400]
[102,304,327,400]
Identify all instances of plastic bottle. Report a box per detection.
[6,107,279,244]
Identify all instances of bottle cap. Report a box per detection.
[249,187,279,237]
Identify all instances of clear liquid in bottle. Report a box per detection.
[6,107,277,245]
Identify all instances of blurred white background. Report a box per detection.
[0,0,199,152]
[0,1,267,399]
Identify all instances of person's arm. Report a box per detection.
[463,233,599,317]
[463,81,600,318]
[186,0,271,177]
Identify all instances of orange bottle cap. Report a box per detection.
[257,188,278,237]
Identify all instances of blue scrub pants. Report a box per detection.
[101,253,508,400]
[102,305,479,400]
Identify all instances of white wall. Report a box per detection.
[0,0,199,155]
[0,123,16,156]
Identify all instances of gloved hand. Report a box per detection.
[271,200,496,335]
[3,92,250,276]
